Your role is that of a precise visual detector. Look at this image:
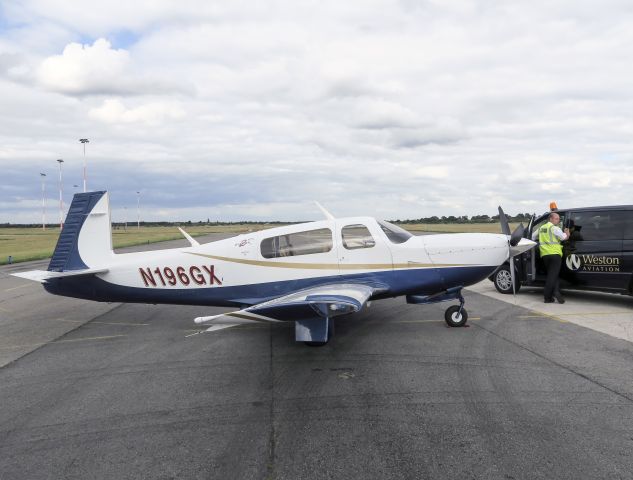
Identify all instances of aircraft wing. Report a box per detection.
[195,283,381,342]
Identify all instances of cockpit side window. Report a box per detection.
[260,228,333,258]
[378,220,413,244]
[342,224,375,250]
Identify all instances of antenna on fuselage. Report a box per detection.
[314,201,335,220]
[178,227,200,247]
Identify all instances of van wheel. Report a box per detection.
[493,265,521,294]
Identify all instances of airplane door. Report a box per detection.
[336,221,393,274]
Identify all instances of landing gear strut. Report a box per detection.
[444,291,468,327]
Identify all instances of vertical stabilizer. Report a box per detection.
[48,191,113,272]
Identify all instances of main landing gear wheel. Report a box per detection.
[444,305,468,327]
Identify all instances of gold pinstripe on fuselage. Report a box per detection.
[187,252,472,270]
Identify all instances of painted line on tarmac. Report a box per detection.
[394,317,481,324]
[518,311,632,323]
[52,318,149,326]
[519,312,568,323]
[0,334,127,350]
[551,311,632,317]
[3,283,33,293]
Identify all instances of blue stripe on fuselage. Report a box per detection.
[43,265,497,308]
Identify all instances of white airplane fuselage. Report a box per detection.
[16,192,534,343]
[44,215,511,307]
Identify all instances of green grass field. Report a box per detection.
[0,222,516,265]
[0,224,279,265]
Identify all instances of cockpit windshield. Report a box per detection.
[378,220,413,244]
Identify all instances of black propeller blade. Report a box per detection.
[510,223,525,247]
[498,206,511,235]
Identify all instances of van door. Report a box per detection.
[621,210,633,293]
[562,210,625,291]
[523,214,537,283]
[527,213,565,284]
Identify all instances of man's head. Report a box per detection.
[549,212,561,225]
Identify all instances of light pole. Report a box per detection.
[124,206,128,231]
[40,173,46,231]
[136,191,140,230]
[79,138,89,192]
[56,159,64,229]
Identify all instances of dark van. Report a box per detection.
[491,205,633,296]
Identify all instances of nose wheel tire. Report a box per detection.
[444,305,468,327]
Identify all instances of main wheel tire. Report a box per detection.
[444,305,468,327]
[304,341,328,347]
[493,264,521,294]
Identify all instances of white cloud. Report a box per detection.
[88,99,185,125]
[37,38,130,94]
[3,1,633,222]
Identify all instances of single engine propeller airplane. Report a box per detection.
[13,191,535,345]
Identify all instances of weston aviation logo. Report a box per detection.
[566,254,582,271]
[565,254,620,272]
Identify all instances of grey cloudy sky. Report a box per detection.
[1,0,632,223]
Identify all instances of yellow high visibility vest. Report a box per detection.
[538,222,563,256]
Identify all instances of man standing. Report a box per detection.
[532,212,569,303]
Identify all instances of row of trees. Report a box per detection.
[0,214,534,228]
[394,213,533,224]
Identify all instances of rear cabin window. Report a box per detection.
[260,228,333,258]
[342,224,376,250]
[569,211,625,242]
[378,220,413,244]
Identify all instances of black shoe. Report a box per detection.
[554,294,565,304]
[544,298,554,303]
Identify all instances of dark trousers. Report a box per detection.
[542,254,562,300]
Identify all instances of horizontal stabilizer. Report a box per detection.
[12,268,108,283]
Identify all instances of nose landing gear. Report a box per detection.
[406,286,469,327]
[444,305,468,327]
[443,289,468,327]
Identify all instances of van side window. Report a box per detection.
[260,228,333,258]
[624,211,633,239]
[569,211,625,241]
[342,225,376,250]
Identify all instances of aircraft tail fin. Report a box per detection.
[48,191,113,272]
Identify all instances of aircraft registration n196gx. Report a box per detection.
[14,191,535,345]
